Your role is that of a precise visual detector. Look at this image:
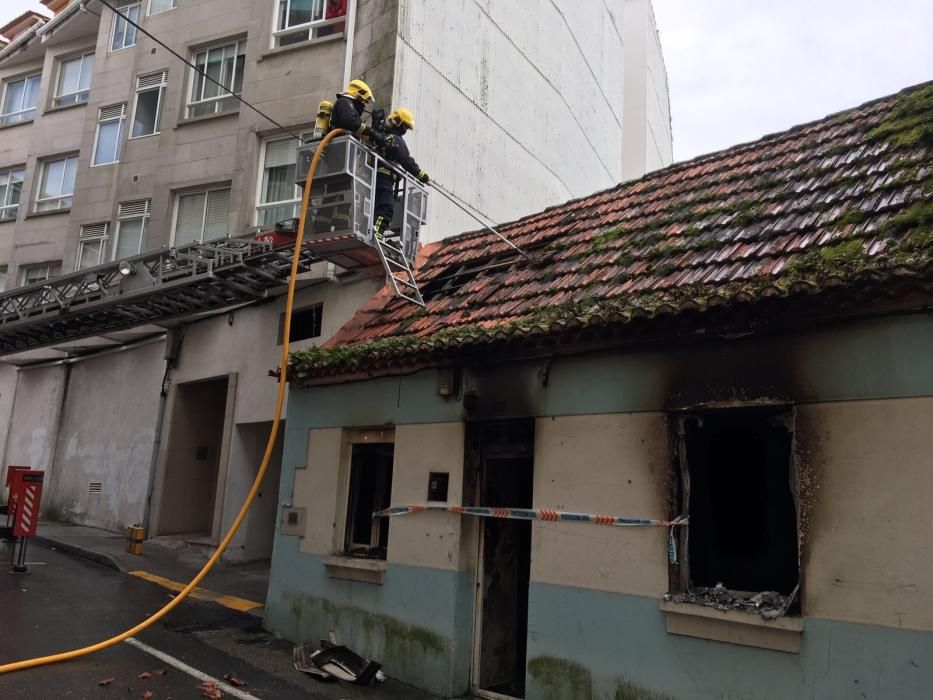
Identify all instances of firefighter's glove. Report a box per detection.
[418,170,430,184]
[367,129,387,149]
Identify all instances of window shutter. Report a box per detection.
[99,103,127,121]
[119,198,151,218]
[264,138,298,169]
[113,0,137,7]
[137,71,167,90]
[80,222,108,239]
[204,189,231,237]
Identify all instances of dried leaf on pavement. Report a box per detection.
[97,677,115,686]
[197,681,223,699]
[223,673,246,687]
[138,672,152,679]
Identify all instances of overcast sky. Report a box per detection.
[5,0,931,163]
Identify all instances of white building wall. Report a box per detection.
[621,0,673,180]
[394,0,629,241]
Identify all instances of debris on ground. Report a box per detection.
[197,681,223,698]
[138,671,152,679]
[142,691,154,699]
[664,582,799,619]
[97,677,114,686]
[223,673,246,687]
[293,643,385,685]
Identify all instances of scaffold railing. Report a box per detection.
[0,234,317,356]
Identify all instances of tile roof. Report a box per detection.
[291,81,933,381]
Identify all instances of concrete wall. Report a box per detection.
[393,0,633,241]
[621,0,673,180]
[45,339,165,530]
[267,312,933,698]
[3,365,67,489]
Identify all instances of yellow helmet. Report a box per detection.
[344,79,374,104]
[387,107,415,130]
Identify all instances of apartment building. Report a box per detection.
[0,0,671,565]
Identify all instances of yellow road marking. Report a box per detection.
[129,570,263,613]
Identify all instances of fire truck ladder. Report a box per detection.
[374,235,424,307]
[0,235,317,356]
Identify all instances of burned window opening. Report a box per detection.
[344,443,394,560]
[673,405,799,609]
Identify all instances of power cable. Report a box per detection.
[91,0,304,141]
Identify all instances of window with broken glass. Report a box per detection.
[344,443,394,560]
[669,406,800,616]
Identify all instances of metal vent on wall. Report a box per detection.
[88,481,103,494]
[136,71,168,90]
[79,223,108,240]
[119,198,151,218]
[99,103,127,121]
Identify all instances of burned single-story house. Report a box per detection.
[265,81,933,699]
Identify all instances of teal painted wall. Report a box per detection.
[285,314,933,428]
[526,582,933,700]
[265,537,475,697]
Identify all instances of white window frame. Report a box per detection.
[110,0,142,52]
[273,0,347,48]
[254,131,312,225]
[53,52,95,108]
[170,186,231,246]
[1,73,42,125]
[148,0,177,15]
[92,103,127,167]
[35,155,78,212]
[76,223,109,270]
[19,262,62,286]
[130,70,167,139]
[0,166,26,222]
[185,39,246,119]
[113,198,151,259]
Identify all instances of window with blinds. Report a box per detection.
[115,198,151,259]
[257,134,310,226]
[132,70,167,138]
[174,188,231,246]
[77,223,109,270]
[93,103,127,166]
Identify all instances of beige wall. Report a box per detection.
[291,422,468,571]
[801,397,933,631]
[531,413,670,598]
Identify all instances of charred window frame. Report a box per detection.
[669,405,799,605]
[344,442,394,560]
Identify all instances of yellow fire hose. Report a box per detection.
[0,129,345,675]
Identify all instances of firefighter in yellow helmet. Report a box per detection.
[372,107,429,239]
[330,79,384,146]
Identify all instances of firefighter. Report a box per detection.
[329,79,383,146]
[372,107,429,240]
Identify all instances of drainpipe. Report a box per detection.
[342,0,359,88]
[142,329,183,539]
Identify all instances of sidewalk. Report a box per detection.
[34,521,270,614]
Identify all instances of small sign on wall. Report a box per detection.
[428,472,449,502]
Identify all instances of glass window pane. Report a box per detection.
[78,240,104,269]
[288,0,315,27]
[149,0,176,13]
[175,192,206,245]
[24,75,41,110]
[202,48,224,99]
[232,53,245,95]
[116,218,146,257]
[204,189,231,237]
[0,268,7,292]
[94,120,123,165]
[111,13,126,50]
[62,157,78,195]
[125,5,140,46]
[40,160,66,199]
[2,79,25,115]
[78,54,95,91]
[58,58,81,96]
[132,88,160,136]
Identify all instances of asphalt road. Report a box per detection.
[0,544,429,700]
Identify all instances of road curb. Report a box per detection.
[34,535,129,572]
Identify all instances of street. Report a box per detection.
[0,545,432,700]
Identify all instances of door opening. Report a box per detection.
[157,377,229,538]
[472,420,534,699]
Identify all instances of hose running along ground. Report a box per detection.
[0,129,346,675]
